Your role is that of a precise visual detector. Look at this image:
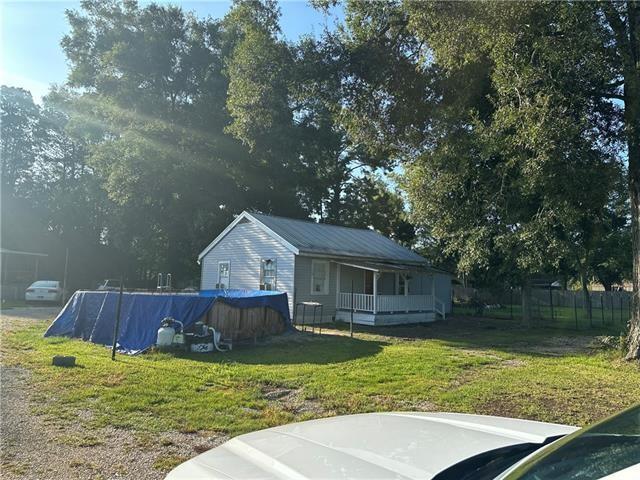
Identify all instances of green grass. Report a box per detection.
[1,299,27,309]
[2,314,640,442]
[454,303,630,332]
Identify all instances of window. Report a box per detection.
[396,274,408,295]
[218,261,230,289]
[260,258,277,290]
[311,260,329,295]
[503,404,640,480]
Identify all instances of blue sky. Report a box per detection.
[1,1,344,102]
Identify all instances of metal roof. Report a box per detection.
[249,212,428,264]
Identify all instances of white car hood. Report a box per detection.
[166,412,577,479]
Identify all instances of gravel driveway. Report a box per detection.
[0,307,224,480]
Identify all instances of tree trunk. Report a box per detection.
[627,136,640,358]
[581,274,592,321]
[623,1,640,360]
[327,178,343,223]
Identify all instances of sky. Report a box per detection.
[0,1,344,102]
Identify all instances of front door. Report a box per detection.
[364,270,374,294]
[218,261,230,289]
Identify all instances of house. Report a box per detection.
[198,211,452,326]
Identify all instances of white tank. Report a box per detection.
[156,325,175,347]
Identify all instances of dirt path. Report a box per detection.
[0,307,223,480]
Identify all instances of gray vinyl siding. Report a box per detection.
[407,272,452,313]
[200,219,295,316]
[434,273,453,313]
[293,256,338,322]
[379,273,395,295]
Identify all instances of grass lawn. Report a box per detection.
[454,303,631,332]
[2,312,640,443]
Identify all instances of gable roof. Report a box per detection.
[198,211,428,265]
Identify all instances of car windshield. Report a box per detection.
[432,438,563,480]
[31,281,58,288]
[503,405,640,480]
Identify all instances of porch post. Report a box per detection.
[336,263,341,308]
[404,273,409,313]
[373,272,379,314]
[431,274,435,310]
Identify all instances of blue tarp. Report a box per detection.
[44,289,290,354]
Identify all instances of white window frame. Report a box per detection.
[260,258,277,291]
[310,259,330,296]
[218,261,230,289]
[395,273,408,295]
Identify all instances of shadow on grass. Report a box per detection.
[175,332,388,366]
[327,316,624,358]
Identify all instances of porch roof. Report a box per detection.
[335,260,447,275]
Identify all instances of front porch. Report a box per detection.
[334,261,446,326]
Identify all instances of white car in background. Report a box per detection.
[167,405,640,480]
[25,280,63,304]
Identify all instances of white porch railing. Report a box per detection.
[337,292,374,312]
[337,292,434,313]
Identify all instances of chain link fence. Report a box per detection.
[453,286,632,333]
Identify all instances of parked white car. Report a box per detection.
[167,405,640,480]
[25,280,63,304]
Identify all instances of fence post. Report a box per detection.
[601,294,605,326]
[549,286,554,322]
[573,293,578,330]
[111,276,124,361]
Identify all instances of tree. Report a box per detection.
[1,86,41,193]
[224,2,306,218]
[599,2,640,359]
[60,0,253,281]
[337,1,630,327]
[409,1,640,356]
[224,0,402,230]
[341,174,415,245]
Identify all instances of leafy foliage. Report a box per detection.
[1,0,412,287]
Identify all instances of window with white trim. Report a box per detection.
[218,261,230,289]
[260,258,277,290]
[396,273,408,295]
[311,260,329,295]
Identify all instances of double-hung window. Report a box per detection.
[261,258,277,290]
[311,260,329,295]
[218,261,230,289]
